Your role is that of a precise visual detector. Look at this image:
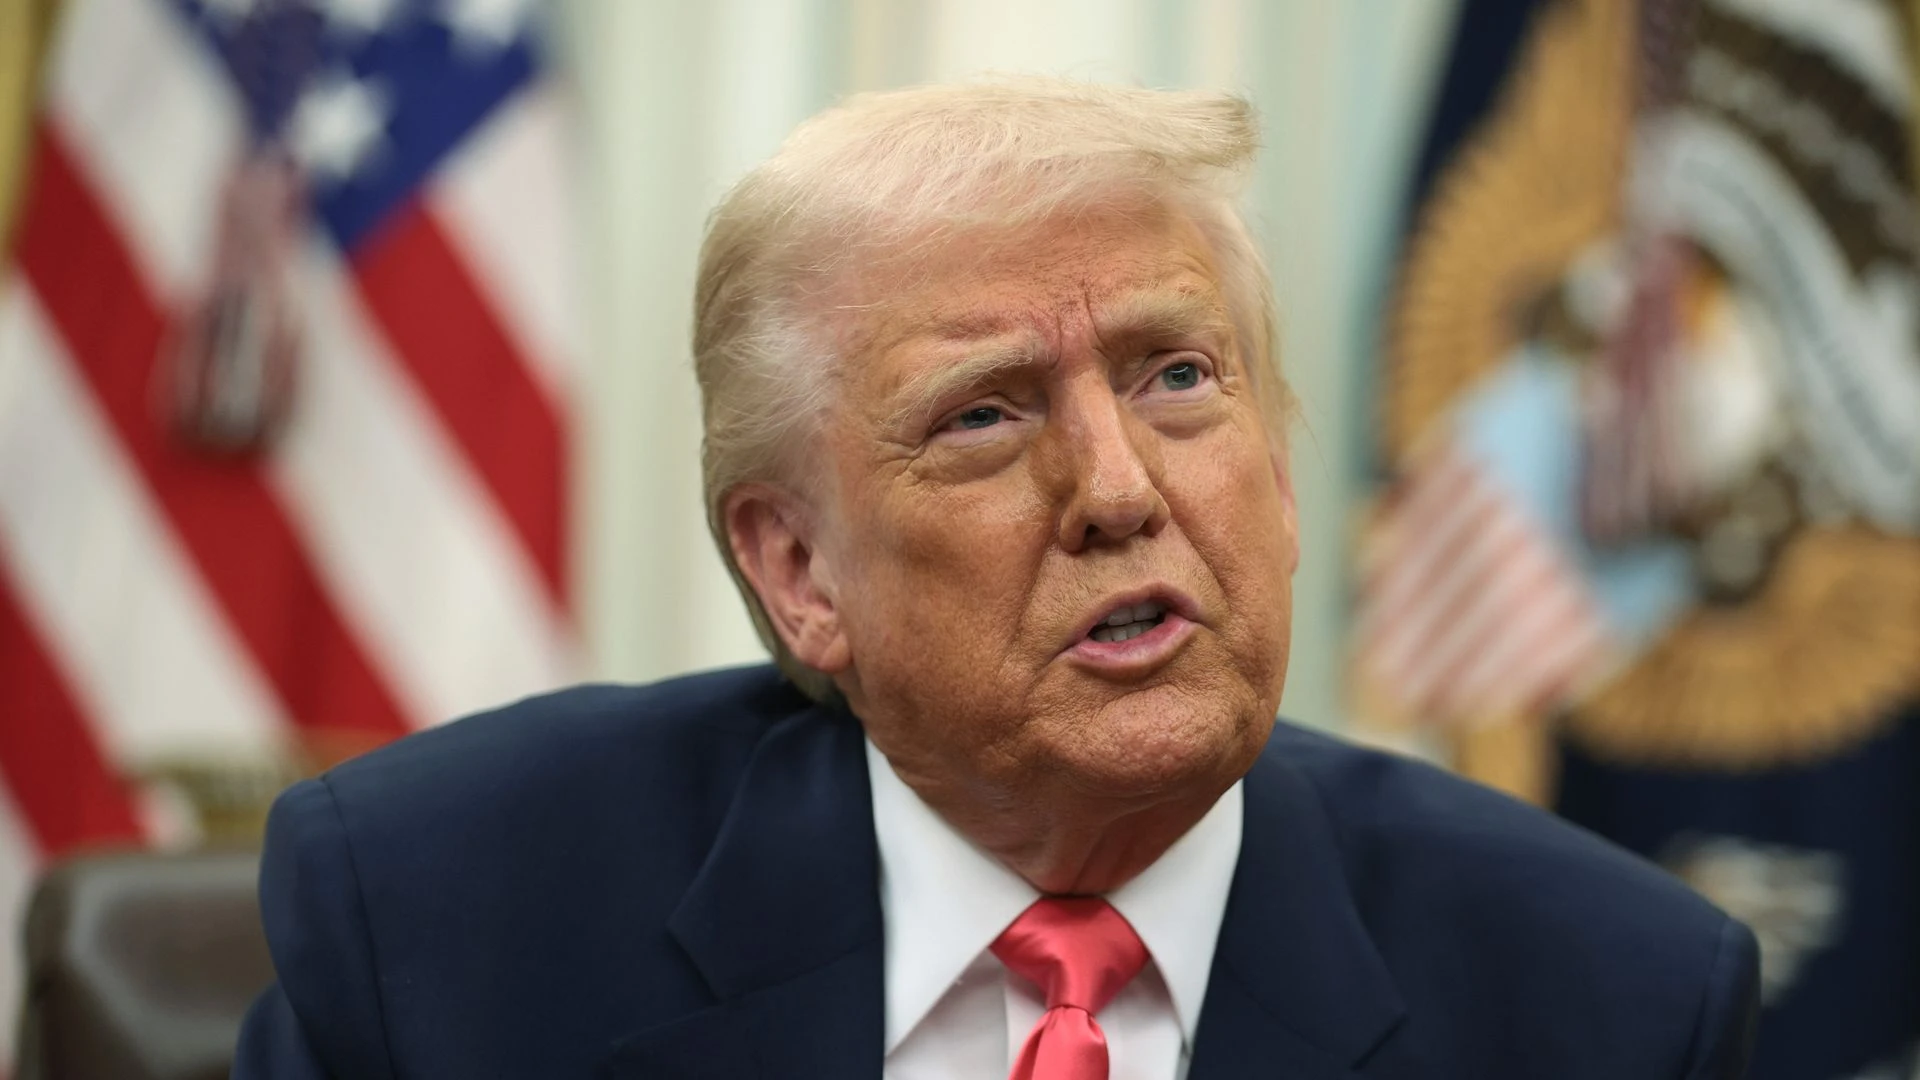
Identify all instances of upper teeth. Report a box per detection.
[1089,601,1168,642]
[1104,601,1166,627]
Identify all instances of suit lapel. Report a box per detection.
[600,702,885,1080]
[597,707,1409,1079]
[1188,740,1407,1080]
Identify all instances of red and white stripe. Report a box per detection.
[1354,442,1615,726]
[0,0,580,1063]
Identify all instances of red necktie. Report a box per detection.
[991,897,1149,1080]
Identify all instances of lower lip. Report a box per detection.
[1066,613,1196,675]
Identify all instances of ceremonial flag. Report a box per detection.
[0,0,581,1067]
[1360,0,1920,1075]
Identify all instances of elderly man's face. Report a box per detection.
[775,203,1296,805]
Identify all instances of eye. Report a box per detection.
[951,406,1004,430]
[1157,361,1205,391]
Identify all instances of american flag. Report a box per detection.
[1353,440,1614,727]
[0,0,580,1062]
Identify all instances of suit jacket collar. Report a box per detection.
[1189,733,1408,1078]
[600,700,885,1079]
[601,702,1406,1079]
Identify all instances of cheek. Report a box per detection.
[841,474,1053,661]
[1178,431,1294,579]
[1169,427,1296,683]
[835,476,1062,763]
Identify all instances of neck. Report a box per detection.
[890,767,1230,895]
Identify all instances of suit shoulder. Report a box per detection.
[255,667,818,1072]
[1263,724,1761,1071]
[283,664,810,873]
[1264,721,1734,962]
[322,664,801,803]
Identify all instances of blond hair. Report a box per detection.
[693,77,1290,698]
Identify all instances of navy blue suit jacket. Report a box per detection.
[234,665,1760,1078]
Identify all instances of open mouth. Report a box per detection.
[1086,600,1168,644]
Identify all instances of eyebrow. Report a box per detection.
[881,286,1236,434]
[1092,288,1235,350]
[883,337,1042,434]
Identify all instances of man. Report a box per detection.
[234,80,1760,1079]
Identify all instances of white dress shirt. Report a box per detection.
[866,739,1243,1080]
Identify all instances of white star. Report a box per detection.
[440,0,535,53]
[316,0,406,35]
[288,71,390,185]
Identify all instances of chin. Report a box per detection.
[1048,682,1267,800]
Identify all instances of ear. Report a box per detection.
[724,484,853,675]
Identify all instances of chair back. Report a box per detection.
[16,850,271,1080]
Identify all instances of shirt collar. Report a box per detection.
[866,737,1243,1053]
[1106,777,1242,1039]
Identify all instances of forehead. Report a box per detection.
[837,205,1229,367]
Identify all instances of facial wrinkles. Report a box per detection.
[828,208,1291,793]
[870,266,1205,642]
[1038,312,1194,671]
[826,411,1047,710]
[1168,412,1289,688]
[1061,370,1159,531]
[1050,280,1231,607]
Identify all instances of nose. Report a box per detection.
[1052,389,1171,552]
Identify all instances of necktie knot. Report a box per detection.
[991,897,1148,1016]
